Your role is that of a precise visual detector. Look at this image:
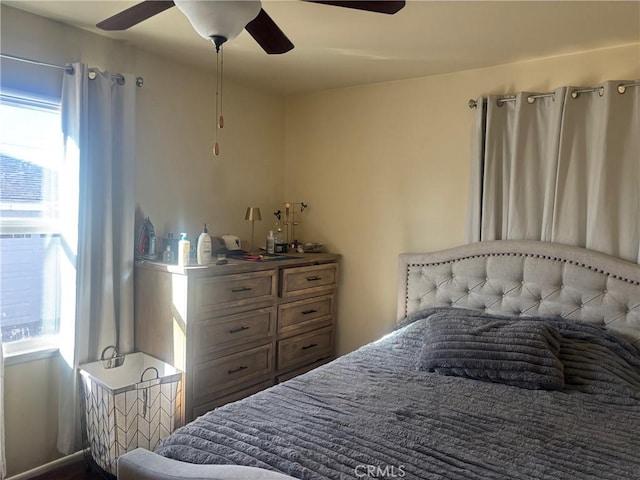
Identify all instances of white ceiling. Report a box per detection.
[4,1,640,94]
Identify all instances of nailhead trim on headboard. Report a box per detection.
[398,241,640,344]
[406,252,640,285]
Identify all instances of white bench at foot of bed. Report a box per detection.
[117,448,297,480]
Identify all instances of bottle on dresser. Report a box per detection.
[197,224,212,264]
[266,230,275,255]
[178,233,190,266]
[163,245,173,263]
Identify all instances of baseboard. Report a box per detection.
[6,450,86,480]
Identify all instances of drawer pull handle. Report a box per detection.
[231,286,253,293]
[301,309,318,315]
[302,343,318,350]
[228,365,248,375]
[306,276,322,282]
[229,326,250,334]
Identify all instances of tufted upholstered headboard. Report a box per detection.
[397,241,640,344]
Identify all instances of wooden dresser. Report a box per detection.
[134,253,340,422]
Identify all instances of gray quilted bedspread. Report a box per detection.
[156,308,640,479]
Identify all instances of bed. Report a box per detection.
[118,240,640,480]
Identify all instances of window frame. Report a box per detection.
[0,89,67,360]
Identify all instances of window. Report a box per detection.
[0,92,69,353]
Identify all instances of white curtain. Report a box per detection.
[466,80,640,263]
[1,343,5,480]
[57,63,137,454]
[465,99,486,243]
[553,82,640,261]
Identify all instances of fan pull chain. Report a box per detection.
[211,35,227,157]
[219,48,224,129]
[213,44,222,156]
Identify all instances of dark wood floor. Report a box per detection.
[31,459,113,480]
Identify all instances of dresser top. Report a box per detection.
[135,252,341,277]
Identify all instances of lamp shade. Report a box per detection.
[175,0,261,42]
[245,207,262,221]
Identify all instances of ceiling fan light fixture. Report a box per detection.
[174,0,262,43]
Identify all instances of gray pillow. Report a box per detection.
[551,319,640,397]
[417,314,565,390]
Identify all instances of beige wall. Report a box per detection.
[284,44,640,356]
[1,5,285,476]
[3,358,60,477]
[134,53,286,243]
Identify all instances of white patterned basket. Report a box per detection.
[79,352,183,475]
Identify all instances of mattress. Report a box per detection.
[155,307,640,479]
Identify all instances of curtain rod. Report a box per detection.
[0,52,144,87]
[468,81,640,108]
[1,52,74,74]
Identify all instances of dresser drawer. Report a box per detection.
[196,270,276,312]
[280,263,337,298]
[278,295,334,336]
[193,307,276,357]
[277,326,334,371]
[193,343,273,401]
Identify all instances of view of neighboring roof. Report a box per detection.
[0,153,46,203]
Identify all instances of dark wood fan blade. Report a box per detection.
[245,9,294,55]
[306,0,405,14]
[97,1,175,30]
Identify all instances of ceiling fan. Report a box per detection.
[97,0,406,54]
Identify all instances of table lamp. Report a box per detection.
[244,207,262,254]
